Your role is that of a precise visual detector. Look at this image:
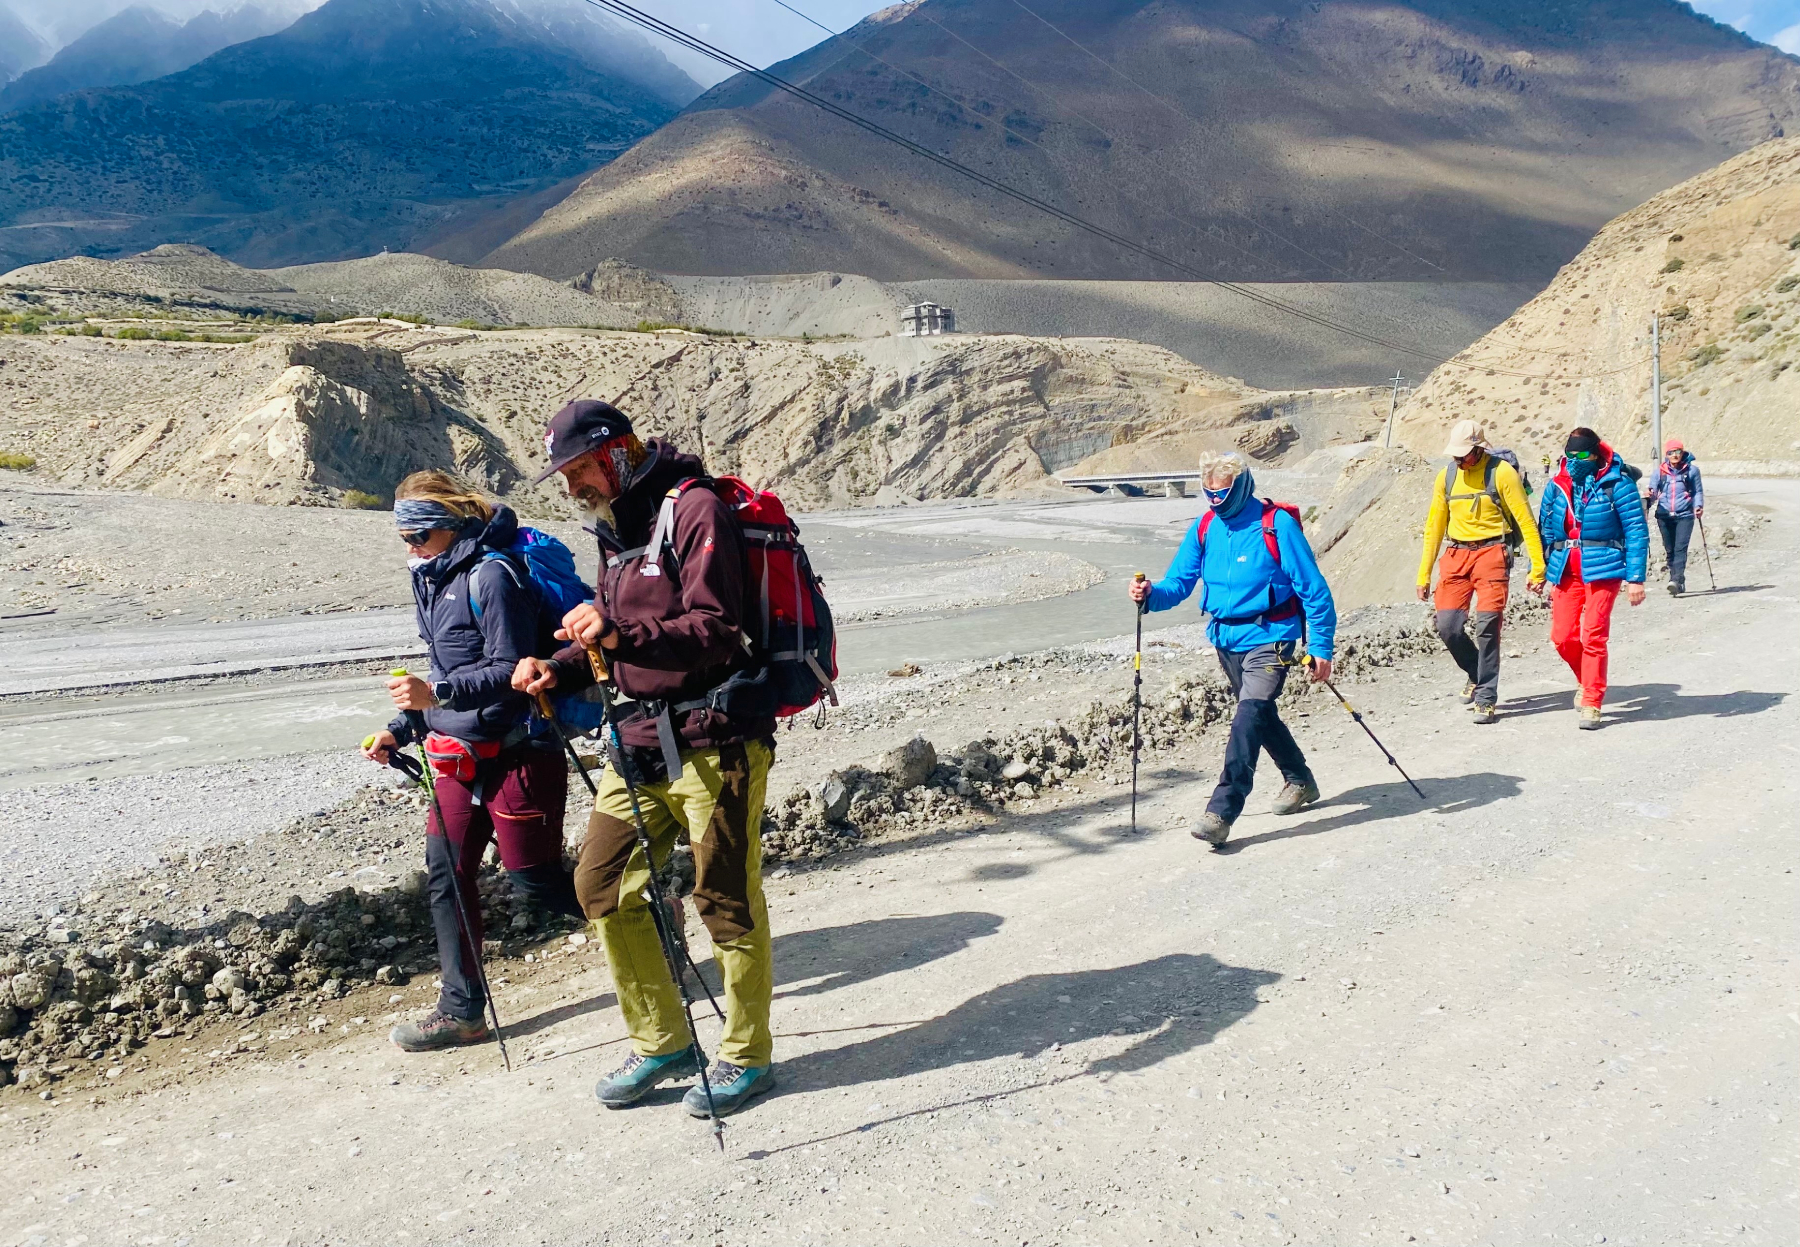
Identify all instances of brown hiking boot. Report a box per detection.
[1191,812,1232,849]
[390,1008,490,1052]
[1272,778,1320,816]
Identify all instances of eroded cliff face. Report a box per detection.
[0,324,1276,510]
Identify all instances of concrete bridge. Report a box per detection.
[1058,471,1203,497]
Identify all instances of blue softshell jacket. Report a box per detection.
[1144,471,1338,660]
[1538,446,1650,586]
[387,504,545,746]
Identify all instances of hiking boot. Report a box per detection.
[1459,679,1477,704]
[1191,811,1232,849]
[389,1008,489,1052]
[1470,703,1498,725]
[1578,705,1603,731]
[1670,581,1685,596]
[594,1049,699,1108]
[683,1061,776,1118]
[1271,778,1320,816]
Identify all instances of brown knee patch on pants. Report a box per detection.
[692,742,757,944]
[574,810,638,920]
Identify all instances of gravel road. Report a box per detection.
[0,479,1793,1245]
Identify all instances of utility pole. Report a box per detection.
[1382,370,1405,448]
[1650,314,1662,461]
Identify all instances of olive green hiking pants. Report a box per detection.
[575,738,774,1069]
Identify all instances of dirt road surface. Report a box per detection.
[2,481,1795,1246]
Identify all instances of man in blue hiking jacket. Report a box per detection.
[1130,452,1338,850]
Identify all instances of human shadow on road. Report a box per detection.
[775,952,1277,1096]
[514,911,1005,1040]
[1682,583,1772,597]
[1218,772,1524,854]
[1501,683,1786,724]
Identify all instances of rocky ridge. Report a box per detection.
[0,321,1294,510]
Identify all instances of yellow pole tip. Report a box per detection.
[361,735,376,749]
[390,668,410,678]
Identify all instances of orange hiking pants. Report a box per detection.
[1433,543,1510,706]
[1551,577,1620,708]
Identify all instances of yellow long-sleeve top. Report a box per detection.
[1416,453,1546,586]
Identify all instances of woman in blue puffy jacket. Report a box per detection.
[360,470,583,1051]
[1537,428,1649,729]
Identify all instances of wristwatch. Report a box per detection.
[432,680,452,708]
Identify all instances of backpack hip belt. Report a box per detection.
[1447,536,1505,550]
[1209,595,1303,628]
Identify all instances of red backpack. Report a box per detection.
[644,476,839,719]
[1195,498,1305,623]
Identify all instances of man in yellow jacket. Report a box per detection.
[1416,420,1547,723]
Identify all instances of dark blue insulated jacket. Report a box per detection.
[387,505,545,746]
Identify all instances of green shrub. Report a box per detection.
[152,329,193,341]
[114,327,152,340]
[1661,257,1685,273]
[0,451,37,470]
[1688,343,1724,367]
[1746,320,1773,339]
[1736,304,1765,322]
[1779,276,1800,294]
[1789,233,1800,250]
[454,318,493,330]
[1665,305,1690,322]
[340,489,387,510]
[15,318,40,334]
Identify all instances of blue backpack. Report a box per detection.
[468,528,610,734]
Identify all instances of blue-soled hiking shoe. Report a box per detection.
[594,1050,699,1108]
[683,1061,776,1118]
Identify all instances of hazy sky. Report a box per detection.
[632,0,1800,86]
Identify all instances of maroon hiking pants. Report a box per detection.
[424,743,576,1020]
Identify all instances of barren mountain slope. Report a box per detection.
[0,0,700,271]
[1395,137,1800,473]
[489,0,1800,284]
[0,324,1287,509]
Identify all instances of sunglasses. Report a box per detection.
[1567,450,1596,461]
[400,529,436,546]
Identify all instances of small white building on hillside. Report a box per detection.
[901,302,955,336]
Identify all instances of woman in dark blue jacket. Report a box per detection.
[1537,429,1649,729]
[361,471,581,1051]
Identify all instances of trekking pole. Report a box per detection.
[364,705,511,1072]
[1131,572,1145,833]
[581,646,726,1151]
[534,691,724,1023]
[1301,657,1426,800]
[1695,515,1717,591]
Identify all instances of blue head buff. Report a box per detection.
[1206,465,1256,517]
[393,499,463,530]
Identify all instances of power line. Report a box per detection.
[575,0,1647,383]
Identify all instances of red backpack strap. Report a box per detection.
[1196,509,1216,547]
[1260,499,1281,564]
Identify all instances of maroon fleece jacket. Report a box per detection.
[549,440,773,752]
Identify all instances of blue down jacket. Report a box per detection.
[1538,446,1650,586]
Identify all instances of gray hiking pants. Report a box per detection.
[1207,641,1311,824]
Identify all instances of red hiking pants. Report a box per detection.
[1550,577,1620,708]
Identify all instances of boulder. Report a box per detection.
[1001,758,1034,782]
[817,775,852,822]
[883,736,938,790]
[9,972,52,1012]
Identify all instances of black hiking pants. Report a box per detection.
[1656,510,1694,589]
[1207,641,1312,824]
